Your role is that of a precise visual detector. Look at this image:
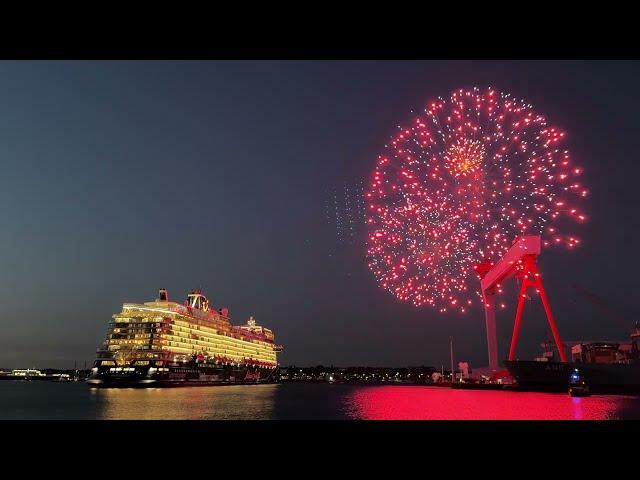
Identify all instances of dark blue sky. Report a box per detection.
[0,60,637,369]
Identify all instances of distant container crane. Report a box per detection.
[564,284,637,344]
[571,284,634,330]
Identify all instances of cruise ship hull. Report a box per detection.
[503,360,640,393]
[88,364,277,388]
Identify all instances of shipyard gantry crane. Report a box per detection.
[473,235,567,372]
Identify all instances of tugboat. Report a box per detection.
[568,368,590,397]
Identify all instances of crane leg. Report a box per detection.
[509,277,530,361]
[483,292,499,371]
[535,275,567,362]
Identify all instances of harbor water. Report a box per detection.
[2,381,640,419]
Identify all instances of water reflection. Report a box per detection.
[3,382,640,419]
[342,386,635,420]
[92,384,279,420]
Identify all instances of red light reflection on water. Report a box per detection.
[343,386,629,420]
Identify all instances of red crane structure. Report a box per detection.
[473,235,567,372]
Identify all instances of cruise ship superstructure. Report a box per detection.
[88,288,282,387]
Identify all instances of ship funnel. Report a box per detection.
[159,288,169,302]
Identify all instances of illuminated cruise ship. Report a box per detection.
[88,288,283,387]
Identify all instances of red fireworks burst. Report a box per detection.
[366,87,587,313]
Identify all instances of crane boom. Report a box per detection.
[571,284,631,330]
[480,236,541,293]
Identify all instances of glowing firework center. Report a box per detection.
[366,87,587,313]
[444,138,485,178]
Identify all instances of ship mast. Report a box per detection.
[450,336,454,383]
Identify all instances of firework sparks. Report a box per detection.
[366,87,587,313]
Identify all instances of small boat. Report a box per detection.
[568,368,590,397]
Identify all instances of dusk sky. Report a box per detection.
[0,60,638,369]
